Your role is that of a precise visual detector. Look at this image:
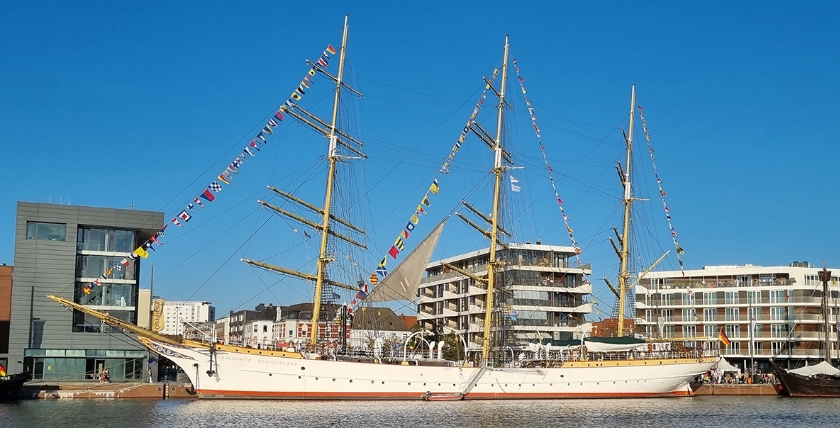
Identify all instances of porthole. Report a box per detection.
[350,380,353,383]
[316,377,319,380]
[332,379,336,382]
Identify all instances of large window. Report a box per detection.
[26,222,66,241]
[77,228,135,252]
[76,255,135,280]
[74,283,135,307]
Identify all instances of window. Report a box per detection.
[771,324,786,338]
[747,291,761,304]
[703,308,718,322]
[662,293,674,306]
[725,308,739,322]
[682,309,696,322]
[704,292,717,305]
[704,324,718,338]
[748,307,762,322]
[662,309,675,322]
[725,324,740,339]
[725,292,739,305]
[681,293,694,306]
[26,222,66,241]
[254,326,258,332]
[77,228,135,252]
[770,307,786,321]
[263,325,268,333]
[769,290,789,304]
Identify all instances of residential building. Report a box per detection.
[272,303,348,350]
[636,262,840,373]
[228,303,275,346]
[349,306,413,352]
[5,202,163,380]
[418,243,593,351]
[159,300,215,336]
[214,316,230,344]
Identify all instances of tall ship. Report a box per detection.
[50,17,718,399]
[772,267,840,397]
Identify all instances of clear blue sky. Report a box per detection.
[2,1,838,317]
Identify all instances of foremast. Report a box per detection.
[481,36,510,364]
[616,85,636,337]
[242,15,366,347]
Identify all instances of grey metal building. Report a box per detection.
[4,202,163,381]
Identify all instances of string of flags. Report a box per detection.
[512,59,590,286]
[347,67,501,313]
[78,43,339,296]
[637,106,685,276]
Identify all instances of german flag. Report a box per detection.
[719,328,731,346]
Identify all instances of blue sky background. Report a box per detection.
[1,1,838,317]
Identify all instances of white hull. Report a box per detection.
[146,339,718,399]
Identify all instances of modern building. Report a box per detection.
[4,202,163,380]
[159,300,215,336]
[635,262,840,373]
[418,243,593,352]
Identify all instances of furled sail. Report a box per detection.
[364,218,447,302]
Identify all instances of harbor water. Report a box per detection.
[0,396,836,428]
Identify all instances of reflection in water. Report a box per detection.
[0,396,835,428]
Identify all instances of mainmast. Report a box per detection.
[819,266,832,364]
[481,36,510,363]
[242,15,366,347]
[616,84,636,336]
[310,15,351,347]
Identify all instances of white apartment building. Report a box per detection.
[636,262,840,372]
[419,243,593,351]
[159,300,215,336]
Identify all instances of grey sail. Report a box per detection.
[364,218,447,302]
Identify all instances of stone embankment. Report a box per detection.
[19,382,197,399]
[694,384,777,395]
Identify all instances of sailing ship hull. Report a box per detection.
[0,373,32,400]
[146,339,718,399]
[771,361,840,397]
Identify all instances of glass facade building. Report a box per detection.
[3,202,163,381]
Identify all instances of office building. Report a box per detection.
[4,202,163,380]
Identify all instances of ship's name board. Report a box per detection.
[219,355,298,366]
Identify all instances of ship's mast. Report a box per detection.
[819,266,832,364]
[311,15,350,346]
[481,36,510,363]
[617,84,636,336]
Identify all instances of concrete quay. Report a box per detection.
[19,381,198,399]
[694,384,777,395]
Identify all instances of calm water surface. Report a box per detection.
[0,396,836,428]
